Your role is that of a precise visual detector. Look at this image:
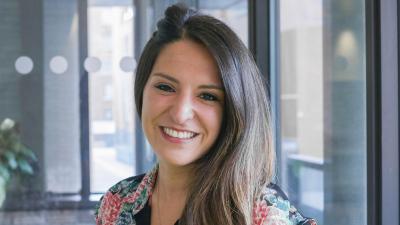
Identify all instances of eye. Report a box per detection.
[199,93,218,101]
[154,83,175,92]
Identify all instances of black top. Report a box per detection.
[135,200,180,225]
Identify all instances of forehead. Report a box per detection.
[150,39,220,84]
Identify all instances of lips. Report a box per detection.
[160,126,199,140]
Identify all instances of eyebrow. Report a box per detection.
[153,73,179,83]
[152,72,224,91]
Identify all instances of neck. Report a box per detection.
[152,162,192,225]
[156,161,193,201]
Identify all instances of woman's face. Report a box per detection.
[141,39,224,167]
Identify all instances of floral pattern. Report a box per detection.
[95,165,317,225]
[253,185,317,225]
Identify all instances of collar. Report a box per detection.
[124,164,158,215]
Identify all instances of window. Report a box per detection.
[277,0,367,224]
[1,1,398,225]
[199,0,248,46]
[88,0,136,194]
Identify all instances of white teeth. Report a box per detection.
[163,127,196,139]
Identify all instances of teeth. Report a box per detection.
[163,127,196,139]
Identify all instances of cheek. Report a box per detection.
[141,86,152,117]
[141,86,169,119]
[141,85,161,124]
[202,106,223,136]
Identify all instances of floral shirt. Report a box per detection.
[95,166,317,225]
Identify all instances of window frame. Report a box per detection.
[371,0,400,224]
[251,0,399,224]
[79,0,91,206]
[366,0,400,224]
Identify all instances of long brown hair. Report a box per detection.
[134,4,275,225]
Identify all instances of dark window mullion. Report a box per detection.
[249,0,282,183]
[365,0,381,224]
[366,0,400,225]
[249,1,277,140]
[78,0,91,202]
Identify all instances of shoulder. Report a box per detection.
[94,174,146,224]
[106,174,146,197]
[253,183,317,225]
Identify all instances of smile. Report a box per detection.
[161,126,198,140]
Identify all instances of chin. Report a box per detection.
[158,154,198,167]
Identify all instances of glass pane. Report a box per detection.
[0,0,89,223]
[88,1,136,193]
[0,0,82,199]
[42,0,82,195]
[199,0,248,46]
[278,0,366,224]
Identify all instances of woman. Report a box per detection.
[95,4,317,225]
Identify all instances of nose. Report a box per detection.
[169,92,195,124]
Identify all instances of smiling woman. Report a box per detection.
[95,3,317,225]
[142,40,223,168]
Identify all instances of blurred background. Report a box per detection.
[0,0,398,225]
